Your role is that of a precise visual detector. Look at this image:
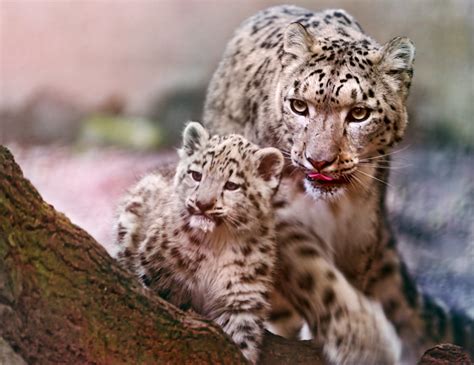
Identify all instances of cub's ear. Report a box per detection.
[377,37,415,94]
[255,147,284,189]
[180,122,209,157]
[283,22,314,57]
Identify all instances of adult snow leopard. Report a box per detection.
[203,5,473,364]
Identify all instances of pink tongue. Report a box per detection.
[307,172,334,181]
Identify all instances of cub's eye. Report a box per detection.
[224,181,240,191]
[189,170,202,182]
[289,99,308,116]
[348,107,371,122]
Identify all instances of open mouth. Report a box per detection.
[305,172,350,186]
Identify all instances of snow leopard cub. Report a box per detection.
[113,122,284,364]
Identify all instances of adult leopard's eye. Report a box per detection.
[189,170,202,182]
[224,181,240,191]
[289,99,308,116]
[348,107,371,122]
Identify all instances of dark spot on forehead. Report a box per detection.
[351,89,357,100]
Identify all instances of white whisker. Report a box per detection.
[355,170,393,188]
[361,145,411,161]
[350,174,371,194]
[358,162,411,170]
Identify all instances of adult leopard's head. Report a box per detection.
[275,18,415,199]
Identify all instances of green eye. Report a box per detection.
[290,99,308,116]
[224,181,240,191]
[348,107,371,122]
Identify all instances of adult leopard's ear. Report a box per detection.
[180,121,209,157]
[377,37,415,96]
[255,147,284,189]
[283,22,314,57]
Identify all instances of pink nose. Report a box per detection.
[307,156,336,171]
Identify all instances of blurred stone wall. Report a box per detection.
[0,0,473,147]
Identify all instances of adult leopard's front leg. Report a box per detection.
[276,232,402,365]
[267,290,306,339]
[361,228,474,361]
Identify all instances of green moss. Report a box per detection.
[79,115,163,149]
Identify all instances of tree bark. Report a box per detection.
[0,145,324,364]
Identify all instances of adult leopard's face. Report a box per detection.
[277,23,415,199]
[175,122,283,233]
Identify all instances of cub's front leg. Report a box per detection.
[277,237,401,365]
[214,308,265,364]
[211,263,272,364]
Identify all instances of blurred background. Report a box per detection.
[1,0,472,315]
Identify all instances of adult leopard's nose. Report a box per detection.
[306,155,337,171]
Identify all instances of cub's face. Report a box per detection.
[175,122,283,233]
[276,23,415,199]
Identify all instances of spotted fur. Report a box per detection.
[203,5,473,364]
[112,122,284,364]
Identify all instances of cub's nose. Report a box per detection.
[195,199,215,213]
[306,156,337,171]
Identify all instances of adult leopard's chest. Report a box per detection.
[275,180,380,287]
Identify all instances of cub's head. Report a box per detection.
[175,122,283,233]
[274,17,415,199]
